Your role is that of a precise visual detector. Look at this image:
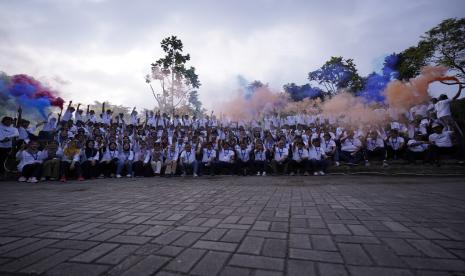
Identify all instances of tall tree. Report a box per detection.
[145,36,201,113]
[187,90,203,115]
[398,18,465,84]
[308,56,364,96]
[283,83,323,101]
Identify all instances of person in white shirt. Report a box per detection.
[339,130,363,165]
[164,144,179,176]
[407,132,430,164]
[60,139,83,182]
[235,141,252,176]
[41,140,63,181]
[289,140,309,176]
[180,143,198,176]
[99,142,119,178]
[216,141,235,175]
[80,139,100,179]
[429,123,455,165]
[0,116,19,178]
[308,138,328,175]
[253,142,267,176]
[132,141,151,177]
[149,143,163,176]
[16,140,45,183]
[271,140,289,175]
[386,129,405,160]
[435,85,462,130]
[364,131,387,166]
[197,142,216,176]
[322,132,338,165]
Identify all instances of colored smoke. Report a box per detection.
[0,72,64,118]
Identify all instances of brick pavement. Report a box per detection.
[0,176,465,275]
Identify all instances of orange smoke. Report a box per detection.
[384,65,448,111]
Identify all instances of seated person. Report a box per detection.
[406,131,430,164]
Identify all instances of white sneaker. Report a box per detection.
[193,173,198,177]
[18,176,27,182]
[335,161,340,166]
[365,161,370,167]
[319,171,325,176]
[126,174,132,178]
[313,172,318,176]
[256,172,261,176]
[262,172,266,176]
[28,177,38,183]
[116,174,122,178]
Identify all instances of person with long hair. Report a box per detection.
[80,139,100,179]
[60,139,83,182]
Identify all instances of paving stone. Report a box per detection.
[97,245,140,264]
[287,259,317,276]
[88,229,124,241]
[289,248,343,263]
[338,243,372,265]
[221,229,247,243]
[0,247,60,272]
[383,221,411,232]
[2,238,57,258]
[262,239,287,258]
[228,254,284,271]
[311,235,337,251]
[381,238,423,256]
[120,254,170,276]
[192,240,237,252]
[402,256,465,271]
[46,262,110,276]
[172,232,203,247]
[21,249,81,274]
[190,251,230,276]
[109,235,152,245]
[165,248,206,273]
[220,266,251,276]
[289,234,311,249]
[152,230,185,245]
[347,266,414,276]
[237,236,265,255]
[407,239,456,258]
[363,244,407,267]
[71,243,119,263]
[49,239,99,250]
[317,262,348,276]
[202,228,228,241]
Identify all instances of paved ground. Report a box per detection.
[0,176,465,276]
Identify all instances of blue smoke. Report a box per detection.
[359,53,400,102]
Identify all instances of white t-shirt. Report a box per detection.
[274,147,288,161]
[293,147,308,161]
[254,150,266,161]
[429,131,453,148]
[387,137,405,150]
[180,149,196,164]
[236,148,251,162]
[407,140,429,152]
[308,146,326,160]
[341,138,361,152]
[201,148,216,163]
[322,139,336,154]
[0,124,19,148]
[16,150,45,171]
[219,149,235,162]
[435,99,452,118]
[366,137,385,151]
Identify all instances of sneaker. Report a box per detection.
[60,176,66,182]
[256,172,261,176]
[194,173,198,177]
[319,171,325,176]
[262,171,266,176]
[181,173,186,177]
[116,174,122,178]
[313,172,318,176]
[18,176,27,182]
[77,176,84,181]
[335,161,340,166]
[28,177,38,183]
[97,174,105,179]
[126,174,132,178]
[50,177,56,181]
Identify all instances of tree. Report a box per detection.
[398,18,465,84]
[187,90,203,115]
[308,56,364,96]
[283,83,323,101]
[145,36,201,114]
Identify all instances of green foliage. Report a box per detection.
[308,56,363,96]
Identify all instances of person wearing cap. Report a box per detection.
[406,132,430,164]
[428,123,455,165]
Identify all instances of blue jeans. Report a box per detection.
[117,160,133,175]
[182,161,198,175]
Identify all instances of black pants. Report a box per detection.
[309,159,328,173]
[235,159,251,175]
[253,160,267,174]
[99,159,118,177]
[214,161,234,175]
[22,163,42,178]
[198,162,214,176]
[406,150,429,163]
[365,148,387,161]
[132,161,152,177]
[288,159,308,173]
[386,147,405,160]
[81,160,99,179]
[271,160,288,175]
[60,161,82,178]
[429,145,455,163]
[338,150,363,164]
[0,147,10,176]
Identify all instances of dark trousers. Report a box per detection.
[288,159,308,173]
[386,147,405,160]
[60,161,82,178]
[81,160,99,179]
[338,150,363,164]
[429,145,455,163]
[406,150,429,163]
[365,148,387,161]
[214,161,234,175]
[271,160,288,175]
[309,159,328,173]
[132,161,152,177]
[198,162,214,176]
[253,160,267,174]
[0,147,10,176]
[99,158,118,177]
[235,159,251,175]
[22,163,42,178]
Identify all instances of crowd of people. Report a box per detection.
[0,88,463,183]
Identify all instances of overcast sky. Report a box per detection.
[1,0,464,110]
